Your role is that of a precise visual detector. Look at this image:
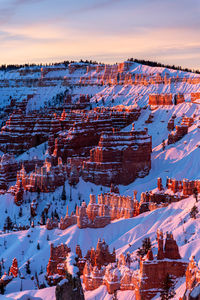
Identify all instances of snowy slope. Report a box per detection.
[0,61,200,300]
[1,196,200,299]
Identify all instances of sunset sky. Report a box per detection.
[0,0,200,69]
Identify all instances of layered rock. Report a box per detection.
[47,243,71,280]
[168,114,194,145]
[47,190,148,231]
[168,124,188,144]
[50,105,140,161]
[46,218,59,230]
[0,154,19,183]
[82,127,152,186]
[16,157,67,193]
[191,92,200,103]
[136,231,187,299]
[149,94,173,105]
[0,110,60,155]
[167,114,176,131]
[83,232,186,297]
[84,238,116,269]
[139,178,200,211]
[59,207,77,230]
[149,93,185,106]
[46,240,115,287]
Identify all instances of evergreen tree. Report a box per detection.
[37,242,40,250]
[190,205,198,219]
[137,237,152,258]
[61,184,66,201]
[20,279,23,291]
[19,207,23,217]
[160,274,175,300]
[0,284,5,295]
[4,216,13,231]
[112,290,118,300]
[193,187,198,202]
[54,209,59,220]
[25,260,31,274]
[41,212,46,225]
[162,140,166,151]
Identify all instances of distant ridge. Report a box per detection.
[0,58,199,74]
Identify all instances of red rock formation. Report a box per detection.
[83,232,186,296]
[46,240,115,286]
[0,154,19,183]
[0,110,60,155]
[30,199,38,217]
[16,157,67,193]
[53,190,147,231]
[110,184,119,194]
[59,207,77,230]
[149,94,173,105]
[0,272,13,288]
[136,232,187,299]
[164,232,181,259]
[46,218,59,230]
[168,125,188,144]
[157,229,165,260]
[157,177,163,191]
[76,245,82,259]
[82,128,152,186]
[47,243,71,276]
[50,105,140,162]
[168,114,193,144]
[185,257,200,299]
[85,238,116,269]
[14,177,24,206]
[9,258,18,278]
[167,115,176,131]
[77,200,111,229]
[149,93,185,106]
[191,92,200,103]
[174,93,185,104]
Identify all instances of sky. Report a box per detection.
[0,0,200,69]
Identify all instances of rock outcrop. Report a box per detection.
[55,277,85,300]
[16,157,67,193]
[82,126,152,186]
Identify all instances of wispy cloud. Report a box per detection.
[0,0,199,68]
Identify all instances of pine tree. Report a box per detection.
[162,140,166,151]
[112,290,118,300]
[19,207,23,217]
[0,284,5,295]
[160,274,175,300]
[20,279,23,291]
[4,216,13,231]
[54,209,59,220]
[193,187,198,202]
[61,184,66,201]
[25,260,31,274]
[37,242,40,250]
[137,237,152,257]
[190,205,198,219]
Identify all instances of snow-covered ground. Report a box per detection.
[1,196,200,299]
[0,62,200,299]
